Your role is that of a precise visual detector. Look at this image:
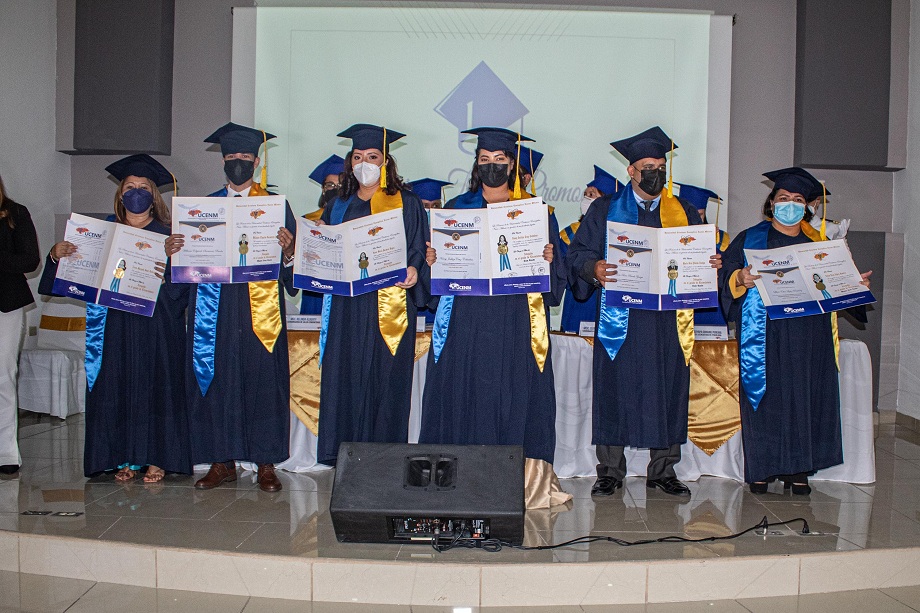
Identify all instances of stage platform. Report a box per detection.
[3,412,920,607]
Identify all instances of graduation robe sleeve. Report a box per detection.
[718,229,749,324]
[400,190,432,310]
[564,194,611,302]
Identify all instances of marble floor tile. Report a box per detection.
[64,582,249,613]
[0,571,95,613]
[98,516,263,551]
[738,589,916,613]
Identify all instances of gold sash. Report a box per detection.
[504,190,550,371]
[369,190,409,356]
[658,191,694,365]
[247,183,282,353]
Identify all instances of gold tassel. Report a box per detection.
[380,127,388,189]
[667,139,675,198]
[820,181,827,240]
[259,130,268,190]
[513,136,522,199]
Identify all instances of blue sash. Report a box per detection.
[84,304,107,391]
[739,221,772,410]
[432,190,485,363]
[190,187,228,396]
[597,186,639,361]
[318,195,351,366]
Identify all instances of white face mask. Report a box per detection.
[353,161,381,187]
[580,195,595,216]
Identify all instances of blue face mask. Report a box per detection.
[772,201,805,227]
[122,188,154,214]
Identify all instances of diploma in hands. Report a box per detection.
[604,222,719,310]
[293,210,407,296]
[744,239,875,319]
[53,213,166,317]
[170,196,286,284]
[430,196,551,296]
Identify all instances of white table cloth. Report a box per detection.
[281,335,875,484]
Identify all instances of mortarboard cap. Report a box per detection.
[204,122,275,157]
[517,146,544,175]
[409,178,452,202]
[763,167,823,199]
[461,127,533,155]
[105,154,174,189]
[610,126,676,164]
[587,165,622,195]
[309,154,345,185]
[337,124,405,151]
[676,183,719,210]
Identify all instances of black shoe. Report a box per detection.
[0,465,20,478]
[790,481,812,496]
[591,476,623,496]
[646,477,691,496]
[749,481,769,494]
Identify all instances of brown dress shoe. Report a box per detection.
[194,461,237,490]
[257,463,282,492]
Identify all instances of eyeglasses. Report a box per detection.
[322,182,340,191]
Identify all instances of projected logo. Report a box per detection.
[435,61,528,156]
[435,61,584,206]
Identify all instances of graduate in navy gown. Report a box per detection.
[300,155,345,315]
[39,155,190,481]
[719,167,871,495]
[559,165,622,333]
[565,127,722,498]
[420,127,569,508]
[315,124,429,466]
[165,123,295,492]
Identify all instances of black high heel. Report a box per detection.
[749,481,768,494]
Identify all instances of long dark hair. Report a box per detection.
[467,151,524,193]
[762,187,814,223]
[0,173,18,229]
[339,152,407,200]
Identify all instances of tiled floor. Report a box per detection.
[2,412,920,564]
[6,572,920,613]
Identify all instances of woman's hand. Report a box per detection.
[314,219,326,226]
[710,253,722,269]
[165,234,185,257]
[277,227,295,259]
[860,270,873,289]
[396,265,418,289]
[154,261,166,281]
[736,264,761,289]
[594,260,617,284]
[51,241,76,260]
[425,242,437,266]
[543,243,554,263]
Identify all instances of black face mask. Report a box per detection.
[478,163,510,188]
[224,159,255,185]
[318,187,338,209]
[637,167,667,197]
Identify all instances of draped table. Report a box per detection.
[279,332,875,484]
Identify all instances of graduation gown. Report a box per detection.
[419,190,565,464]
[558,220,598,332]
[565,193,703,449]
[169,188,295,465]
[316,189,429,466]
[39,218,191,476]
[719,225,842,483]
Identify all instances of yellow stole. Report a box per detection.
[369,190,409,356]
[304,208,323,222]
[506,190,550,372]
[658,191,695,365]
[245,183,284,352]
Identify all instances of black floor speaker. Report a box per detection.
[330,442,525,545]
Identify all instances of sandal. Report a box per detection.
[143,466,165,483]
[114,467,136,482]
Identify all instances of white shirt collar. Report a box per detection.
[227,184,250,197]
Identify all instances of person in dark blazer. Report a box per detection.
[0,173,41,476]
